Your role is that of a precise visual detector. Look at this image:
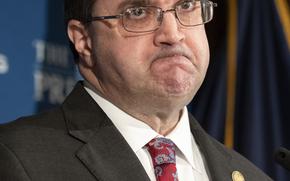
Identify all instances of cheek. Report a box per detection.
[186,30,210,71]
[111,38,153,68]
[99,37,153,81]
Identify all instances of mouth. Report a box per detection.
[150,46,196,74]
[156,54,189,63]
[156,51,191,60]
[152,46,194,63]
[153,54,194,73]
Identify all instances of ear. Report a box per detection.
[67,20,93,67]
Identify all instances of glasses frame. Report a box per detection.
[86,0,217,33]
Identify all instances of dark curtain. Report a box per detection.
[189,0,290,180]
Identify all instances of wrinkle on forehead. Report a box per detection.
[96,0,182,15]
[117,0,150,11]
[119,0,181,6]
[117,0,183,9]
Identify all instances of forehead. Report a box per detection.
[94,0,181,12]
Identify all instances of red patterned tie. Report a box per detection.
[147,137,178,181]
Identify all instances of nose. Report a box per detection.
[153,10,185,47]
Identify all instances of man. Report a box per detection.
[0,0,272,180]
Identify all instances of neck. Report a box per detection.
[133,109,183,136]
[103,90,185,136]
[111,96,185,135]
[83,76,186,136]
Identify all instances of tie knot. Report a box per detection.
[147,137,176,166]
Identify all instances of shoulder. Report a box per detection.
[188,114,273,180]
[216,140,273,180]
[0,108,65,131]
[0,108,68,147]
[0,108,87,180]
[0,107,80,159]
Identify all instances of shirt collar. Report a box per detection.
[166,109,202,173]
[83,81,157,152]
[83,81,201,173]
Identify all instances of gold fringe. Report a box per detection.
[275,0,290,49]
[225,0,238,148]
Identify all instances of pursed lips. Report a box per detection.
[152,50,195,73]
[153,49,192,62]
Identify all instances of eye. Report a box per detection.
[126,7,148,19]
[178,0,196,11]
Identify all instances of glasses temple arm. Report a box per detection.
[87,15,122,22]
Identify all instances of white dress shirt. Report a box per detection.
[84,82,210,181]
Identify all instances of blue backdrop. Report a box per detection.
[0,0,76,122]
[0,0,289,180]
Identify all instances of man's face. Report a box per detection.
[85,0,210,108]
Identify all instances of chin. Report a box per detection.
[159,87,195,109]
[149,73,200,99]
[163,82,196,97]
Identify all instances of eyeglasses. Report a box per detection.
[87,0,217,33]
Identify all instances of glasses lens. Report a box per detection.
[201,1,214,23]
[123,7,161,32]
[176,0,214,26]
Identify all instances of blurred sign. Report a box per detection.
[0,1,76,122]
[33,40,75,109]
[0,53,9,74]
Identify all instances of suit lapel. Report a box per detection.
[75,125,150,181]
[188,114,234,180]
[62,82,150,181]
[62,82,237,180]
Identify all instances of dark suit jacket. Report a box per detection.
[0,82,272,181]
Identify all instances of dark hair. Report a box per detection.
[64,0,96,62]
